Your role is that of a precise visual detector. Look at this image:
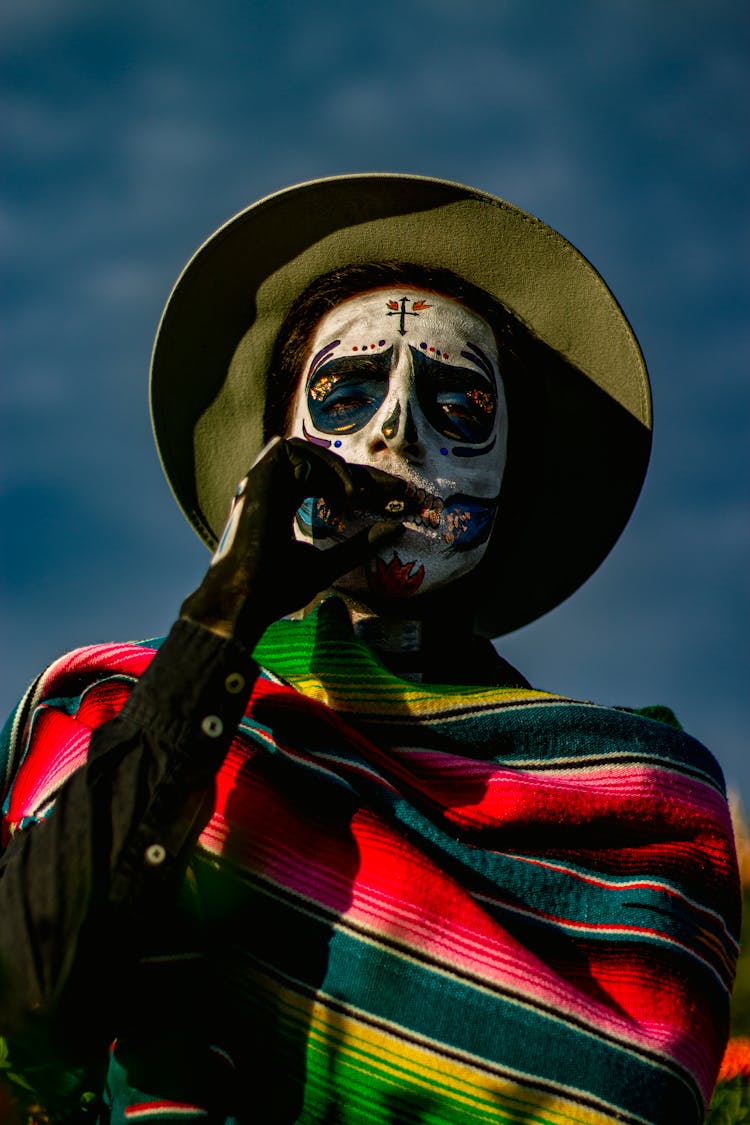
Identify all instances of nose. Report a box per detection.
[368,398,426,463]
[366,347,426,463]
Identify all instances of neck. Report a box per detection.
[351,611,424,679]
[341,591,478,683]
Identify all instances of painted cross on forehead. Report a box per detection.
[289,286,508,599]
[386,294,432,335]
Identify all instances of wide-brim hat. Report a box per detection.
[150,173,651,637]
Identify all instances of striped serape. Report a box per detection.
[1,597,740,1124]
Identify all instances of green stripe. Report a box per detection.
[248,966,608,1124]
[197,862,701,1124]
[254,600,725,792]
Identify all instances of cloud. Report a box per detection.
[0,0,91,40]
[2,0,748,804]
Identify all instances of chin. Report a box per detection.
[334,536,486,605]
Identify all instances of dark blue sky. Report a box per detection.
[2,1,748,799]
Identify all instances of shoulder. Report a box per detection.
[1,637,165,833]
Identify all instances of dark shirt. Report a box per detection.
[0,621,256,1105]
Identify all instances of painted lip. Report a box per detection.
[295,485,498,553]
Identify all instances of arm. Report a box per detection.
[0,620,254,1064]
[0,438,404,1071]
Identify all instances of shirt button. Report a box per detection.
[201,714,224,738]
[224,672,245,694]
[144,843,167,866]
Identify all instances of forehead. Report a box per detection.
[307,286,497,349]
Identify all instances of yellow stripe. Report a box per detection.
[258,975,634,1125]
[282,673,559,716]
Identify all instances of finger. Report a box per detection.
[231,438,351,542]
[284,438,358,501]
[366,519,407,551]
[341,464,415,517]
[285,439,413,515]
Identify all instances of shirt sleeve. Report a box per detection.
[0,617,256,1064]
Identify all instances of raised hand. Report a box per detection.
[179,437,407,645]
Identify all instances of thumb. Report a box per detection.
[314,521,405,586]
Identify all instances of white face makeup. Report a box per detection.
[289,286,508,600]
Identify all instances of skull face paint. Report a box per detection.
[289,287,508,599]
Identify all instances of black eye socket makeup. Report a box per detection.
[305,342,497,444]
[307,349,392,434]
[412,347,497,444]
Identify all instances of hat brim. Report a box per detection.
[150,173,651,637]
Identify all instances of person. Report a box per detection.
[0,175,740,1125]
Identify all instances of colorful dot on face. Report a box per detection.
[379,339,386,346]
[440,447,448,456]
[352,345,358,351]
[334,440,342,448]
[420,342,427,350]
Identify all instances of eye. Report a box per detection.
[412,347,497,444]
[438,394,472,421]
[307,352,391,434]
[438,394,476,419]
[324,388,377,415]
[436,393,493,441]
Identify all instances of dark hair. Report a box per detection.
[263,260,537,440]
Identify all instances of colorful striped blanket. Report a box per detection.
[1,598,741,1124]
